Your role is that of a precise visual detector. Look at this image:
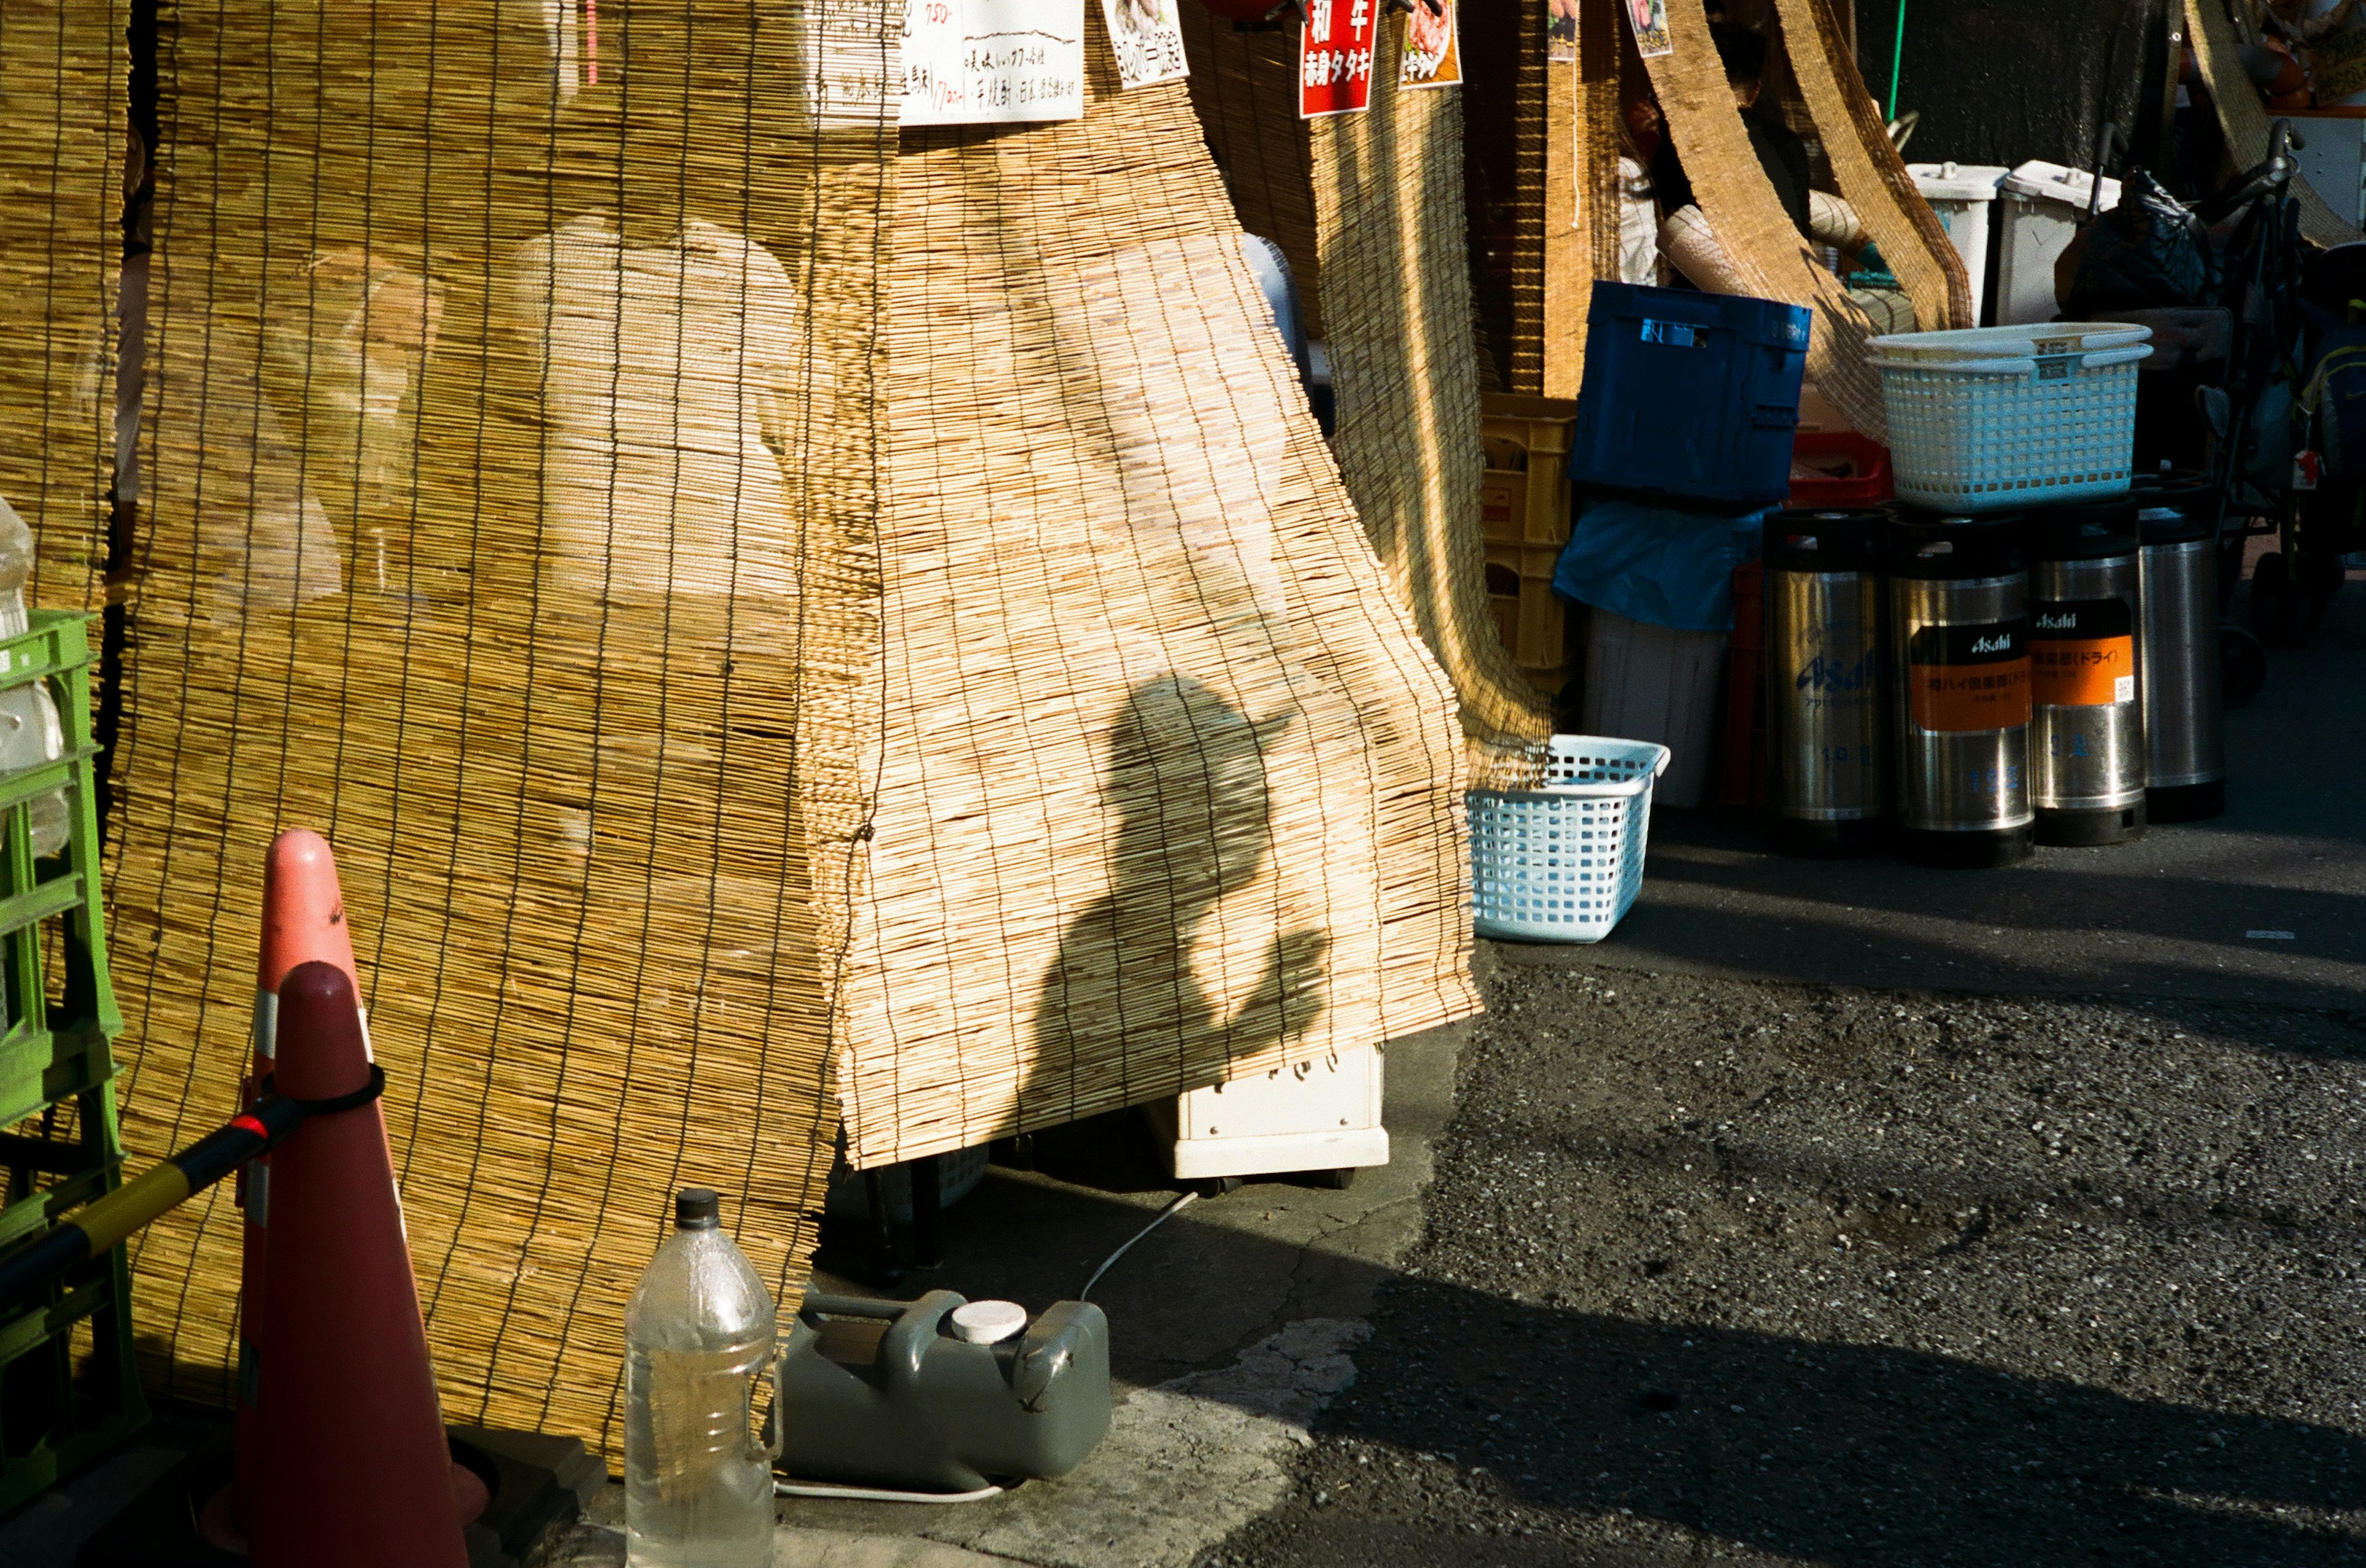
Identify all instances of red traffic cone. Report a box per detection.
[207,829,365,1550]
[251,961,466,1568]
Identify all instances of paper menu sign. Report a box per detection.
[793,0,900,131]
[903,0,1086,126]
[1546,0,1574,63]
[1102,0,1189,88]
[1624,0,1672,59]
[1399,0,1459,88]
[1299,0,1376,118]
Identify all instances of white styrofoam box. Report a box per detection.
[1907,161,2009,326]
[1580,608,1728,809]
[1994,160,2123,327]
[1148,1045,1388,1181]
[2287,111,2366,226]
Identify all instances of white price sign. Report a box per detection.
[903,0,1086,126]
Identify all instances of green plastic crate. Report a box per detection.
[0,611,145,1517]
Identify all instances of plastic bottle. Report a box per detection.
[0,495,69,859]
[624,1188,777,1568]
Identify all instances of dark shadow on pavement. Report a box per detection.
[812,1145,2359,1566]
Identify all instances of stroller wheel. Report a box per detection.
[2250,551,2305,648]
[2220,621,2268,709]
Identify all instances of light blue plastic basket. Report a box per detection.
[1468,736,1670,943]
[1869,323,2151,513]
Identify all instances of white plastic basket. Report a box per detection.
[1868,323,2152,512]
[1468,735,1671,943]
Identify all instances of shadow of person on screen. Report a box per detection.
[1026,673,1329,1132]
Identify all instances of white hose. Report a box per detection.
[1079,1189,1200,1301]
[776,1477,1007,1504]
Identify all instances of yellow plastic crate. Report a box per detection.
[1479,392,1579,548]
[1484,540,1567,692]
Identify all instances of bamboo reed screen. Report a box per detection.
[1181,11,1550,753]
[1636,0,1969,437]
[1771,0,1967,338]
[1558,0,1627,394]
[0,0,121,612]
[831,16,1476,1166]
[1181,12,1323,339]
[98,0,1472,1455]
[109,0,888,1454]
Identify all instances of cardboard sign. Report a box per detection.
[1102,0,1188,87]
[903,0,1085,126]
[1400,0,1460,89]
[1300,0,1377,120]
[1624,0,1671,59]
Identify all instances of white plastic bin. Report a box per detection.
[1580,609,1728,809]
[1468,735,1671,943]
[1906,161,2008,327]
[1994,161,2121,327]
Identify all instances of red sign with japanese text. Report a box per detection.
[1299,0,1376,120]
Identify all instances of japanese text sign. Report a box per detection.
[1300,0,1376,120]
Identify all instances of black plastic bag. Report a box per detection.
[2064,168,2214,315]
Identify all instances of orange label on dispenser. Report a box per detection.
[2029,599,2136,707]
[1908,621,2032,734]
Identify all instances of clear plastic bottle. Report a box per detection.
[0,495,68,859]
[624,1188,777,1568]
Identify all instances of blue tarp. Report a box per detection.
[1551,499,1768,633]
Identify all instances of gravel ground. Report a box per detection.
[1207,960,2366,1567]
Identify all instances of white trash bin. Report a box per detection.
[1994,160,2121,327]
[1906,161,2008,326]
[1580,609,1727,810]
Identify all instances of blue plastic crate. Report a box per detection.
[1568,282,1812,513]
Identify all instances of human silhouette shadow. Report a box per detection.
[1027,674,1330,1131]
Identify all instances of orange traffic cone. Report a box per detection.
[205,829,364,1550]
[250,960,466,1568]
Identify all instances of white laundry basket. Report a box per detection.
[1868,323,2151,512]
[1468,736,1670,943]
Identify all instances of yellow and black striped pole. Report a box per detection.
[0,1093,306,1310]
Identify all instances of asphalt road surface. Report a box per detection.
[1208,961,2366,1566]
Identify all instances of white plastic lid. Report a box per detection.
[1867,322,2153,360]
[948,1299,1028,1345]
[2002,158,2121,213]
[1907,161,2009,201]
